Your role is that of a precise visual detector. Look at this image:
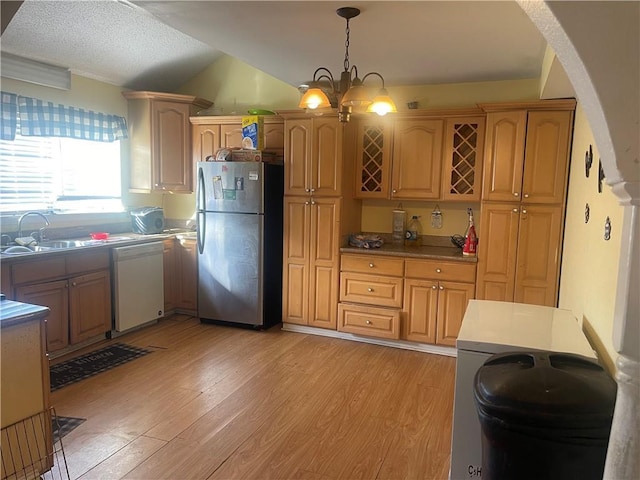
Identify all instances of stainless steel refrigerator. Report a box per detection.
[196,161,283,328]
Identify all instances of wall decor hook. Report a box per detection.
[585,145,593,177]
[604,216,611,241]
[598,158,605,193]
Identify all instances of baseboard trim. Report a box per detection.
[281,323,457,357]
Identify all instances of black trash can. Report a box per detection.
[473,351,617,480]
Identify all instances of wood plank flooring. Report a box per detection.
[49,315,456,480]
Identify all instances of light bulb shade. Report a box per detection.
[299,88,332,110]
[340,84,372,108]
[366,89,398,116]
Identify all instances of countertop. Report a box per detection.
[0,298,50,328]
[340,243,477,263]
[0,230,196,263]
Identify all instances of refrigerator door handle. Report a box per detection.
[197,165,206,212]
[197,211,205,254]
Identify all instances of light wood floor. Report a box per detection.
[49,315,456,480]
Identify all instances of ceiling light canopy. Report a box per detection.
[298,7,397,123]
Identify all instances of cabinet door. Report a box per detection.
[69,270,111,344]
[264,122,285,155]
[163,239,176,313]
[308,197,340,329]
[220,123,244,148]
[436,281,475,347]
[354,119,391,199]
[482,111,527,202]
[391,119,443,199]
[522,111,572,204]
[176,238,198,311]
[15,280,69,352]
[192,124,220,162]
[282,196,311,324]
[514,205,563,306]
[152,100,192,192]
[311,117,343,197]
[284,119,312,196]
[402,278,438,344]
[475,203,520,302]
[442,117,485,202]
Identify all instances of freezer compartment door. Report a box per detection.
[198,211,263,326]
[197,161,264,214]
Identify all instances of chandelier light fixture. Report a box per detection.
[298,6,397,123]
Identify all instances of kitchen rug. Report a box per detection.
[50,343,151,391]
[52,416,86,441]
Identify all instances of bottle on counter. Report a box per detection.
[392,203,406,244]
[463,208,478,256]
[405,215,422,247]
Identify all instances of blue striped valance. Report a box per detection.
[1,92,18,140]
[0,91,128,142]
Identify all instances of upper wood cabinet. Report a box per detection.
[191,115,285,162]
[123,91,212,194]
[482,109,573,204]
[354,118,393,198]
[354,112,484,201]
[391,119,443,200]
[284,117,343,197]
[441,116,486,202]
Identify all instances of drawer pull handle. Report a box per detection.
[366,320,372,325]
[369,263,374,268]
[436,268,442,273]
[367,288,374,292]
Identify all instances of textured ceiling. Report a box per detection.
[1,0,548,92]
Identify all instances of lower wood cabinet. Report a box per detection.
[403,258,476,347]
[12,250,111,353]
[163,236,197,315]
[475,203,563,306]
[338,253,476,347]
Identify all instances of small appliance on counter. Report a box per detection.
[130,207,164,234]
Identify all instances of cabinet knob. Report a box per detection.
[436,268,442,273]
[392,189,397,194]
[305,188,310,193]
[432,285,437,290]
[366,320,372,325]
[524,193,529,198]
[305,201,310,205]
[514,192,519,197]
[439,285,444,290]
[513,208,519,213]
[311,200,316,205]
[367,287,374,292]
[369,263,374,268]
[311,188,315,192]
[72,282,77,287]
[522,209,528,214]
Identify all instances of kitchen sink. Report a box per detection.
[38,240,88,249]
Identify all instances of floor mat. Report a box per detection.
[52,416,86,441]
[50,343,151,391]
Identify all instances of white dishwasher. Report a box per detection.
[112,241,164,333]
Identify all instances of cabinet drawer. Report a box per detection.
[341,254,404,277]
[66,250,110,275]
[405,259,476,282]
[340,272,403,308]
[12,257,66,285]
[337,303,400,340]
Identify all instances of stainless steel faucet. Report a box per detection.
[17,211,50,238]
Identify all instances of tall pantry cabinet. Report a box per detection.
[281,113,361,329]
[475,100,575,306]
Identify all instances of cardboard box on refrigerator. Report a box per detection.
[241,115,264,150]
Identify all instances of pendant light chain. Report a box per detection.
[343,18,350,71]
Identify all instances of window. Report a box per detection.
[0,131,123,214]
